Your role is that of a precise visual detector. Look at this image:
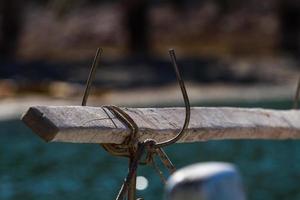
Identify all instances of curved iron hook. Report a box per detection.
[155,49,191,148]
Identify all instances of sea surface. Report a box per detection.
[1,99,300,200]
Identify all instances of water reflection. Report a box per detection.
[1,108,300,200]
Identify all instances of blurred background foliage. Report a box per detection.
[0,0,299,60]
[0,0,299,94]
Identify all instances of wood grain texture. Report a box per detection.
[22,106,300,144]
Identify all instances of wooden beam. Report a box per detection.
[22,106,300,144]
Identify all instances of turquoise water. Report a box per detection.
[1,100,300,200]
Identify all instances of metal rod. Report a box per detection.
[293,76,300,109]
[156,148,176,174]
[82,48,102,106]
[128,157,137,200]
[115,144,146,200]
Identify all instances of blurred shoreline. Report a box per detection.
[1,82,297,121]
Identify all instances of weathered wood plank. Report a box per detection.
[22,106,300,144]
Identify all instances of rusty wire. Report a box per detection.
[81,48,191,200]
[82,48,102,106]
[293,76,300,109]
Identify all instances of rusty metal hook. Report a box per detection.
[155,49,191,148]
[81,48,190,200]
